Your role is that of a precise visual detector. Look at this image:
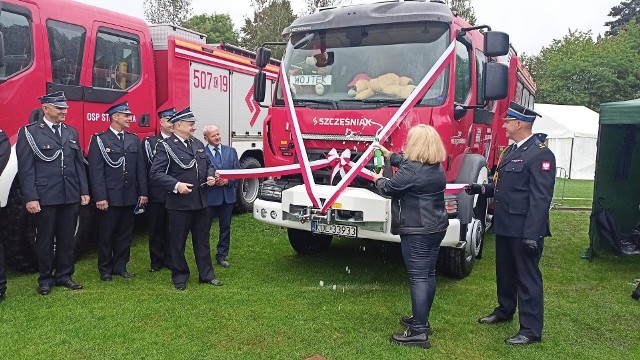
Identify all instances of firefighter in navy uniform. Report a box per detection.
[88,102,148,281]
[467,101,556,345]
[0,128,10,303]
[142,107,175,272]
[16,91,90,295]
[149,107,222,290]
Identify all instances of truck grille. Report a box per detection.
[301,133,376,142]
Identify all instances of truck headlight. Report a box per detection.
[259,179,284,202]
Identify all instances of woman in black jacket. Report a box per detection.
[372,124,448,349]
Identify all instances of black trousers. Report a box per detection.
[98,205,134,276]
[0,238,6,294]
[208,202,234,261]
[494,234,544,339]
[35,203,79,286]
[168,208,214,285]
[147,202,171,269]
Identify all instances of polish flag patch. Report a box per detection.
[542,161,551,171]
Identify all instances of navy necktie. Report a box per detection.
[117,133,124,141]
[52,124,61,139]
[214,147,221,161]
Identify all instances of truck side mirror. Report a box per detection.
[253,70,266,102]
[484,31,509,57]
[483,62,508,100]
[255,47,272,69]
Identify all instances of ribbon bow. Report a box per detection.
[326,148,352,184]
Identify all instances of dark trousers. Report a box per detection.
[168,208,214,285]
[0,238,6,294]
[35,203,79,286]
[208,202,234,261]
[98,205,134,276]
[147,202,171,268]
[400,231,445,334]
[494,234,544,339]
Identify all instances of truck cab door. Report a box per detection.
[81,21,155,149]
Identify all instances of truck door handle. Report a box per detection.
[139,113,150,127]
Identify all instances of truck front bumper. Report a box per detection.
[252,185,461,247]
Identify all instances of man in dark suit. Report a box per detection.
[142,107,175,272]
[149,107,222,290]
[0,128,10,302]
[88,102,148,281]
[16,91,90,295]
[467,101,556,345]
[203,125,240,268]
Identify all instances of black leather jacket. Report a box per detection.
[375,153,448,235]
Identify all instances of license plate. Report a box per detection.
[291,74,333,86]
[311,222,357,238]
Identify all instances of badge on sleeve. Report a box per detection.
[542,161,551,171]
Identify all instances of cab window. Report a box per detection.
[454,41,471,104]
[0,8,33,81]
[47,20,86,86]
[92,29,141,90]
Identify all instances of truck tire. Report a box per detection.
[438,155,489,278]
[234,157,262,213]
[287,228,332,255]
[0,181,37,272]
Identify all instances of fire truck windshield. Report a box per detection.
[278,22,450,108]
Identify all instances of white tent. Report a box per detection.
[532,104,599,180]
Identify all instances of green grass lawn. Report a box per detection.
[1,211,639,359]
[553,178,594,208]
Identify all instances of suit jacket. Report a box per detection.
[16,119,89,205]
[142,134,169,203]
[484,136,556,239]
[0,130,9,175]
[88,129,147,206]
[149,134,214,211]
[205,144,240,206]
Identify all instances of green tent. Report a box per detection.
[588,98,640,256]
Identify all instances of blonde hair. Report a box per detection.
[403,124,447,164]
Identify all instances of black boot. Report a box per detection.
[632,282,640,300]
[390,328,431,348]
[399,315,433,335]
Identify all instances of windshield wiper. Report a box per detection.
[292,99,338,109]
[340,99,404,107]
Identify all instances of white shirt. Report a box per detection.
[109,126,124,139]
[42,117,60,135]
[515,134,534,149]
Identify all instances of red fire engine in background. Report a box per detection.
[0,0,278,272]
[250,0,537,278]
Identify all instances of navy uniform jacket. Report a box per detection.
[485,136,556,239]
[149,134,213,211]
[88,129,147,206]
[0,129,9,175]
[16,120,89,205]
[205,144,240,206]
[142,134,168,203]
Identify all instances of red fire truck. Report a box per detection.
[250,0,537,278]
[0,0,278,271]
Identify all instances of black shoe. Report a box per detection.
[116,271,135,279]
[175,283,186,291]
[56,279,83,290]
[199,278,224,286]
[390,329,431,349]
[217,259,230,268]
[0,292,5,303]
[150,266,162,272]
[399,316,433,335]
[37,284,52,295]
[100,274,113,281]
[478,313,512,324]
[505,333,541,345]
[632,283,640,300]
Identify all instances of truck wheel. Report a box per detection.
[438,156,489,278]
[0,181,38,272]
[287,228,332,255]
[234,157,262,213]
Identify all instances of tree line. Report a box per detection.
[143,0,640,110]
